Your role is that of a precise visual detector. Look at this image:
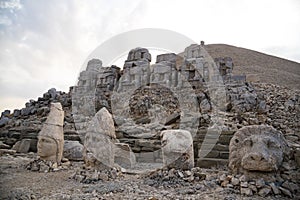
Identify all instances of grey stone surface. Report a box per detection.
[229,125,290,173]
[12,139,32,153]
[84,107,116,169]
[0,117,9,127]
[0,141,11,149]
[114,143,136,168]
[161,129,194,170]
[38,103,64,164]
[63,140,84,161]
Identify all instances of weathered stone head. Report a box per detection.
[161,129,194,170]
[229,125,289,173]
[38,102,64,164]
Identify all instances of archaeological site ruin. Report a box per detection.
[0,42,299,199]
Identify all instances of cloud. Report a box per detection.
[0,0,146,111]
[0,0,299,112]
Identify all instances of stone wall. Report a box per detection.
[0,44,299,170]
[0,88,77,154]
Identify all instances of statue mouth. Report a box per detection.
[241,155,277,172]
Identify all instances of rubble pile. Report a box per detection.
[143,167,206,188]
[71,167,121,184]
[0,43,299,199]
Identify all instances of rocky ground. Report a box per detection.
[0,82,300,199]
[0,46,300,200]
[0,152,298,200]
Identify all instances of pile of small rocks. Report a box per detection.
[217,173,300,198]
[143,167,206,188]
[71,167,122,184]
[129,84,180,124]
[26,158,71,173]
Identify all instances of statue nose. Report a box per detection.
[250,153,265,161]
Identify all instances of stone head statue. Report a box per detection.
[229,125,289,173]
[38,102,64,164]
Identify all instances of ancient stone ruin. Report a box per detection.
[0,42,299,199]
[84,107,116,169]
[37,102,64,164]
[229,125,290,173]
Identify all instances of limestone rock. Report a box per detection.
[161,129,194,170]
[63,140,83,161]
[270,182,280,195]
[37,102,64,164]
[0,117,10,127]
[279,187,293,198]
[87,107,116,139]
[0,149,16,156]
[114,143,136,168]
[231,177,240,186]
[258,187,271,197]
[84,107,116,169]
[295,148,300,168]
[0,141,11,149]
[229,125,289,173]
[240,187,253,196]
[12,139,32,153]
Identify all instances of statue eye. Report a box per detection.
[267,140,280,149]
[235,139,239,144]
[243,139,253,147]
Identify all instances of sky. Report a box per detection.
[0,0,299,112]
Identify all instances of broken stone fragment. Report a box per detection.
[12,139,32,153]
[84,107,116,169]
[37,102,64,164]
[161,129,194,170]
[114,143,136,169]
[294,148,300,168]
[63,140,84,161]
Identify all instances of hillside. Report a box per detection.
[204,44,300,89]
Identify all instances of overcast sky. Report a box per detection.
[0,0,299,112]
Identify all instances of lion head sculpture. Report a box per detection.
[229,125,290,173]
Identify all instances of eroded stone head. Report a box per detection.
[229,125,289,173]
[161,129,194,170]
[38,102,64,164]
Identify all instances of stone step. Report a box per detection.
[199,150,229,159]
[196,158,228,168]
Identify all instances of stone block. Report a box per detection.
[136,152,155,163]
[196,158,228,168]
[205,150,219,158]
[114,143,136,168]
[64,140,84,161]
[212,144,229,151]
[220,151,229,159]
[161,129,194,170]
[13,139,32,153]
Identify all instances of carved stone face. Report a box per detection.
[240,135,283,171]
[37,136,58,161]
[229,125,289,173]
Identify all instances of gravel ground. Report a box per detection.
[1,153,294,200]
